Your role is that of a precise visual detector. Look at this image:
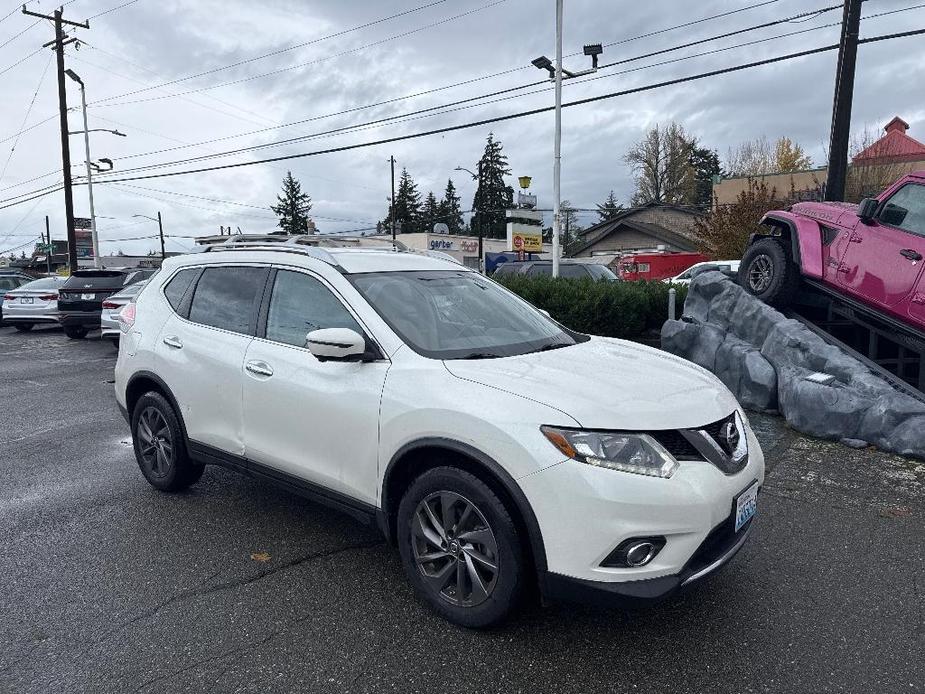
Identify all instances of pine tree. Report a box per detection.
[422,191,439,233]
[270,171,312,234]
[688,145,722,210]
[437,179,464,234]
[382,168,422,234]
[596,190,623,222]
[471,133,514,239]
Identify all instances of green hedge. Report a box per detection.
[495,275,687,340]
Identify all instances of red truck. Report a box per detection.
[616,251,709,281]
[739,171,925,335]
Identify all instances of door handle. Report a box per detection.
[900,249,923,262]
[162,335,183,349]
[245,360,273,377]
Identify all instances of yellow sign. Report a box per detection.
[512,232,542,253]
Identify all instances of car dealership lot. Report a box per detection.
[1,325,923,694]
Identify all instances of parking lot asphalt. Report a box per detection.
[1,324,923,694]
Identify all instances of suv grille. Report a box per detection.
[649,412,748,475]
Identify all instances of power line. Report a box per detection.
[100,2,847,165]
[0,235,42,255]
[0,51,53,184]
[87,0,141,21]
[87,0,504,106]
[3,28,922,208]
[85,30,925,186]
[0,45,44,77]
[89,0,448,102]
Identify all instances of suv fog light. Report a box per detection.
[601,536,666,568]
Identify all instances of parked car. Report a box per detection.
[1,276,68,331]
[58,268,156,339]
[665,260,741,285]
[114,242,764,627]
[492,260,619,280]
[100,281,148,345]
[739,171,925,334]
[0,273,37,325]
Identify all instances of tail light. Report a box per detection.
[3,294,14,301]
[39,294,57,301]
[117,302,136,332]
[102,300,120,309]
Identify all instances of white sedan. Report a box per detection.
[665,260,740,285]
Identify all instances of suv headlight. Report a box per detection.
[541,426,679,479]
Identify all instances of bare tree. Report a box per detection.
[726,136,812,176]
[624,122,696,206]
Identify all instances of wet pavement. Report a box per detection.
[1,324,923,694]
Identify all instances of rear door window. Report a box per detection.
[188,266,268,335]
[558,264,589,279]
[526,264,552,277]
[879,184,925,237]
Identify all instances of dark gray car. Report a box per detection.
[492,260,619,280]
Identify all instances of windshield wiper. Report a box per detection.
[533,342,571,353]
[457,352,501,360]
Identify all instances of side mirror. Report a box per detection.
[306,328,367,362]
[858,198,879,223]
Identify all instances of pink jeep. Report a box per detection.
[739,171,925,335]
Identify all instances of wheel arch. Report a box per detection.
[125,371,189,442]
[380,438,548,586]
[756,212,825,279]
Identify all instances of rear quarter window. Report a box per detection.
[163,268,199,313]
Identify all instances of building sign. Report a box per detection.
[512,231,542,253]
[430,238,455,251]
[74,229,94,259]
[459,240,478,252]
[74,217,92,230]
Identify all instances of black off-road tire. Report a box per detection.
[131,391,204,492]
[397,466,525,629]
[64,326,88,340]
[739,236,801,307]
[14,323,33,332]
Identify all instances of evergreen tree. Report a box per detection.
[382,167,422,234]
[471,133,514,239]
[595,190,623,222]
[688,144,722,210]
[270,171,312,234]
[437,179,464,234]
[422,191,439,233]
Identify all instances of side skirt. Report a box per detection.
[187,441,379,528]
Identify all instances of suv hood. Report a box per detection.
[443,337,737,430]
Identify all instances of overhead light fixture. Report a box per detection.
[583,43,603,69]
[531,55,555,78]
[64,68,82,84]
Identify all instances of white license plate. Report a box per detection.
[20,297,33,304]
[734,482,759,532]
[81,293,95,300]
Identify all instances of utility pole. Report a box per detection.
[552,0,563,278]
[389,155,396,241]
[477,158,484,272]
[157,211,165,260]
[66,71,100,268]
[45,216,52,275]
[23,6,89,274]
[825,0,862,202]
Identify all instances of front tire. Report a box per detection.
[397,466,525,628]
[131,391,204,492]
[64,326,88,340]
[14,323,33,332]
[739,237,800,307]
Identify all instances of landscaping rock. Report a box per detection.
[660,271,925,460]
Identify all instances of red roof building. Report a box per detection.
[853,117,925,165]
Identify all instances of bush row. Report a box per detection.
[495,275,688,340]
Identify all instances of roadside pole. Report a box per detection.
[825,0,863,202]
[157,212,165,260]
[551,0,563,278]
[45,216,52,275]
[477,159,484,273]
[389,155,396,241]
[74,78,100,268]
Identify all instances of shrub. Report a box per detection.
[495,275,687,340]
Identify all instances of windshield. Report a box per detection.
[585,264,618,280]
[350,270,586,359]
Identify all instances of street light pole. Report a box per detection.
[552,0,563,278]
[75,77,99,268]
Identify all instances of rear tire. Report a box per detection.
[64,326,88,340]
[131,391,204,492]
[397,466,525,628]
[14,323,33,332]
[739,237,800,307]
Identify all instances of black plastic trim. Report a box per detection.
[124,371,189,441]
[382,437,549,582]
[187,441,378,526]
[760,213,803,267]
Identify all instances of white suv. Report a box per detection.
[114,239,764,627]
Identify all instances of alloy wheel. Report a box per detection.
[747,254,774,293]
[411,491,499,607]
[136,407,174,478]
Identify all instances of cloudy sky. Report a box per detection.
[0,0,923,256]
